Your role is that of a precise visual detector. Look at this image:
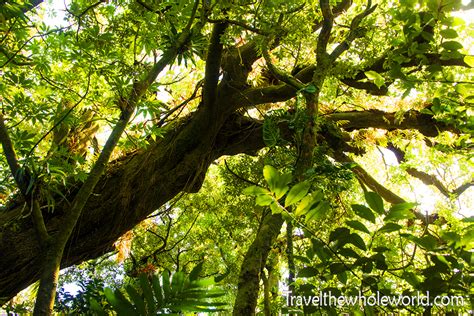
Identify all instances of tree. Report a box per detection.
[0,0,472,313]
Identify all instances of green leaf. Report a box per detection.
[464,56,474,67]
[298,267,319,278]
[89,298,107,315]
[385,203,416,221]
[337,271,348,284]
[303,84,317,94]
[263,165,290,199]
[440,29,458,39]
[256,193,273,206]
[152,275,163,307]
[372,253,388,270]
[270,201,284,214]
[378,222,403,233]
[125,284,146,315]
[263,117,280,147]
[105,288,136,316]
[285,181,310,207]
[338,247,360,258]
[329,227,351,243]
[263,165,279,192]
[413,235,438,250]
[162,270,171,300]
[364,191,384,214]
[348,233,367,251]
[296,191,323,216]
[306,200,330,221]
[189,262,203,281]
[402,271,420,287]
[329,262,346,274]
[461,216,474,223]
[345,220,370,234]
[139,274,157,315]
[352,204,376,223]
[455,83,474,97]
[243,185,268,196]
[365,71,385,88]
[441,40,463,51]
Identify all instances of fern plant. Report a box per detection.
[90,265,226,315]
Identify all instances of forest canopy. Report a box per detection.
[0,0,473,314]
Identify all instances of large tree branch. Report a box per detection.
[387,143,473,198]
[332,151,435,223]
[202,22,228,110]
[324,109,458,137]
[329,1,377,62]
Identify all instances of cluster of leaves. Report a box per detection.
[245,165,472,314]
[56,265,226,315]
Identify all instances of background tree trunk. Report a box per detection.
[233,213,284,316]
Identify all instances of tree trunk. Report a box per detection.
[232,213,284,316]
[0,112,268,304]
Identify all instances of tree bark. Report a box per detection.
[232,213,284,316]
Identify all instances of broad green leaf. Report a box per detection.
[306,200,330,221]
[455,83,474,97]
[263,166,291,199]
[352,204,376,223]
[338,247,360,258]
[345,220,370,234]
[440,29,458,39]
[263,165,279,192]
[256,193,273,206]
[464,56,474,67]
[270,201,284,214]
[89,298,107,315]
[285,181,310,207]
[441,40,463,51]
[385,204,416,221]
[189,262,203,281]
[337,271,348,284]
[413,235,438,250]
[402,271,420,287]
[364,191,384,214]
[295,195,313,216]
[329,262,346,274]
[275,173,291,199]
[298,267,319,278]
[296,191,323,216]
[378,222,403,233]
[243,185,268,196]
[365,71,385,88]
[372,253,388,270]
[329,227,351,243]
[348,233,367,251]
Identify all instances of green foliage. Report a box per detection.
[290,190,473,314]
[92,269,226,315]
